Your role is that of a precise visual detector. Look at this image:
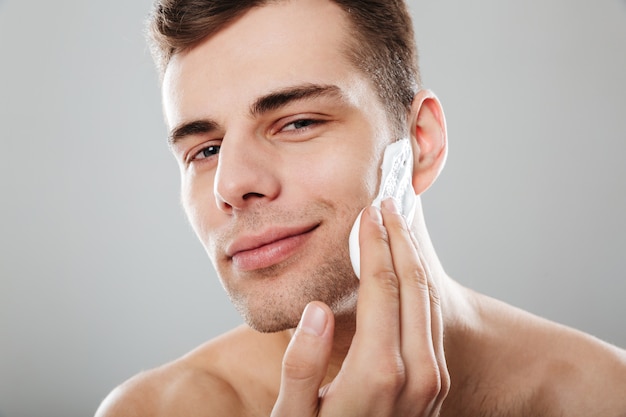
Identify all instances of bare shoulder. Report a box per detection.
[536,325,626,416]
[95,325,282,417]
[454,292,626,417]
[492,300,626,416]
[94,360,240,417]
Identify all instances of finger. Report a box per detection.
[380,199,434,359]
[408,228,450,411]
[347,206,404,400]
[271,302,334,417]
[380,199,442,409]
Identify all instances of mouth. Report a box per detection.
[226,224,319,271]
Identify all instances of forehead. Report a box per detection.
[161,0,373,128]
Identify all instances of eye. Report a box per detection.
[282,119,320,132]
[191,144,220,161]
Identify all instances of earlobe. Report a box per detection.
[408,90,448,195]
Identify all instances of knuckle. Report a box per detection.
[371,269,400,294]
[407,363,443,401]
[281,350,318,382]
[405,265,429,290]
[428,279,442,307]
[398,265,431,300]
[370,356,407,396]
[371,224,390,245]
[385,214,406,233]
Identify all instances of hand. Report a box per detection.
[271,199,450,417]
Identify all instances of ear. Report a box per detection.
[408,89,448,195]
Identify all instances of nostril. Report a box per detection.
[219,200,233,211]
[242,192,265,200]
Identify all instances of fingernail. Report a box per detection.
[298,303,327,336]
[382,198,400,214]
[368,205,382,224]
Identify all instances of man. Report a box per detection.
[96,0,626,415]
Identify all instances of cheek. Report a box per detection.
[296,146,380,209]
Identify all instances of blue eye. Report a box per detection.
[194,145,220,160]
[283,119,319,131]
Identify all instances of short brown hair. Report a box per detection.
[147,0,421,134]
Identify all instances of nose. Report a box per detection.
[214,133,281,213]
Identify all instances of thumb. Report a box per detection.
[271,302,334,417]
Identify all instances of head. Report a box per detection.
[148,0,447,332]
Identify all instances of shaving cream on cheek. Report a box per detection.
[348,138,417,278]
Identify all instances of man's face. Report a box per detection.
[162,0,397,332]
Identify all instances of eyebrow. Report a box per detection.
[168,119,219,146]
[250,83,342,116]
[168,83,343,146]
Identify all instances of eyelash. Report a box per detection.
[281,118,322,132]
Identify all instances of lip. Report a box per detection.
[226,224,319,271]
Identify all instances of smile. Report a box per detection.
[226,224,319,271]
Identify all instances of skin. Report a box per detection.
[96,0,626,416]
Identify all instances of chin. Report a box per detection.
[225,253,359,333]
[242,309,301,334]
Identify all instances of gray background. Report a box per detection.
[1,1,624,416]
